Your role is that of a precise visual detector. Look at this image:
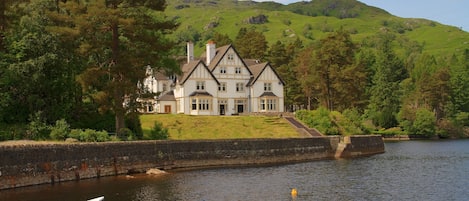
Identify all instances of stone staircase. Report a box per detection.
[284,117,322,137]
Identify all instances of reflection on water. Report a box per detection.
[1,140,469,201]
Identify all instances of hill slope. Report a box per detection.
[165,0,469,57]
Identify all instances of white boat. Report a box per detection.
[87,196,104,201]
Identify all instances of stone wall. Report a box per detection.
[0,136,384,190]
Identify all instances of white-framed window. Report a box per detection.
[220,66,226,74]
[227,54,234,61]
[260,99,266,110]
[199,99,210,110]
[268,99,276,110]
[264,82,272,92]
[191,98,211,111]
[196,81,205,90]
[218,82,227,92]
[235,67,242,74]
[236,82,244,92]
[191,99,197,110]
[260,98,277,111]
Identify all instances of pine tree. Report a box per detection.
[306,29,365,111]
[50,0,178,133]
[368,32,407,128]
[234,28,268,59]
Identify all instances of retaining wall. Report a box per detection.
[0,136,384,190]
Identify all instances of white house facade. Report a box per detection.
[141,41,284,115]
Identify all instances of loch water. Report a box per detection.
[1,140,469,201]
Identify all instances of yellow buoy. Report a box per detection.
[291,188,298,199]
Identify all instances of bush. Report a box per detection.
[148,121,169,140]
[454,112,469,127]
[50,119,70,141]
[125,113,143,139]
[26,112,50,140]
[411,108,436,136]
[79,129,110,142]
[117,128,135,141]
[295,108,338,135]
[69,129,82,140]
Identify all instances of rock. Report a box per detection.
[244,14,268,24]
[146,168,166,175]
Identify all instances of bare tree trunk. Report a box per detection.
[110,17,125,133]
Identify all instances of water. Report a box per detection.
[2,140,469,201]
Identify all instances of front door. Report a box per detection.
[219,104,225,115]
[164,105,171,113]
[237,105,244,114]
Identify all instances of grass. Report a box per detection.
[165,0,469,58]
[140,114,301,140]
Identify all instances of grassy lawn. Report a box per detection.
[140,114,301,140]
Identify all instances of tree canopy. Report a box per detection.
[48,0,178,133]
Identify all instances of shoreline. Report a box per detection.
[0,136,384,190]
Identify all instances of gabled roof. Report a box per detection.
[247,62,285,86]
[179,60,220,85]
[205,44,253,76]
[157,91,175,101]
[154,70,171,80]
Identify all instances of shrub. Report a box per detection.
[118,128,135,141]
[295,108,338,135]
[26,112,50,140]
[125,113,143,139]
[50,119,70,141]
[69,129,82,140]
[411,108,436,136]
[95,130,110,142]
[454,112,469,127]
[79,129,110,142]
[148,121,169,140]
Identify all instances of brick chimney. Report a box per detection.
[187,41,194,64]
[206,40,216,65]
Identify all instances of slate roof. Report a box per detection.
[157,91,175,101]
[246,62,285,86]
[189,91,213,97]
[259,91,278,97]
[178,60,220,85]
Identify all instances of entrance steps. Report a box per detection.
[284,117,322,137]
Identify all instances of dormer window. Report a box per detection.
[235,67,242,74]
[196,81,205,90]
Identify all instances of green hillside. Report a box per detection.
[166,0,469,57]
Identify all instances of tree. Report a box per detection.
[0,0,80,124]
[234,27,268,59]
[267,39,306,111]
[303,29,365,111]
[266,40,288,68]
[50,0,178,133]
[212,32,232,47]
[448,49,469,116]
[294,46,315,110]
[368,32,407,128]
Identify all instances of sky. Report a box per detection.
[255,0,469,32]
